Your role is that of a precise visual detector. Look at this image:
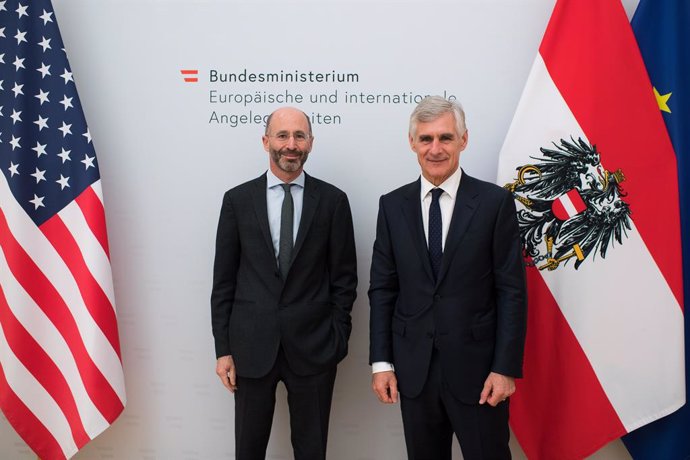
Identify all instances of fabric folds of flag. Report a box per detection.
[622,1,690,458]
[496,1,685,459]
[0,1,126,459]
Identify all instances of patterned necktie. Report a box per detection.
[428,188,444,281]
[279,183,294,280]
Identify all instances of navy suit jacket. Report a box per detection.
[211,172,357,378]
[369,170,527,403]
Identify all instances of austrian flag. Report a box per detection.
[497,0,685,459]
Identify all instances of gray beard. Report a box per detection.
[271,149,309,173]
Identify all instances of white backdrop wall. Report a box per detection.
[1,0,640,458]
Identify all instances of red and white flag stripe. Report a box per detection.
[497,1,684,459]
[0,176,125,459]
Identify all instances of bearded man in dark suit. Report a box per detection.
[212,107,357,460]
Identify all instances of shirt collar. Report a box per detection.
[267,169,305,189]
[420,167,462,200]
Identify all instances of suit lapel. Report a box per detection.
[250,174,275,258]
[437,171,479,284]
[401,179,436,283]
[292,173,319,264]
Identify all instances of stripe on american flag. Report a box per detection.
[0,336,76,459]
[0,180,124,457]
[75,186,111,258]
[0,280,92,447]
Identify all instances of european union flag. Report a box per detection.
[623,1,690,458]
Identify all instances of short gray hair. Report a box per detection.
[409,96,466,137]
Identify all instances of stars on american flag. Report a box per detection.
[60,94,73,110]
[61,68,73,83]
[29,193,44,209]
[9,134,20,149]
[39,9,53,25]
[12,54,23,69]
[34,114,48,130]
[55,173,69,189]
[32,141,47,157]
[1,0,100,225]
[15,3,28,19]
[81,153,95,169]
[58,121,71,136]
[14,29,26,44]
[30,166,46,182]
[35,88,50,104]
[37,61,51,77]
[57,147,70,162]
[37,35,51,51]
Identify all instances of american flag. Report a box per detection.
[0,1,126,459]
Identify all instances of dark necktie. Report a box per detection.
[279,183,294,280]
[428,188,443,281]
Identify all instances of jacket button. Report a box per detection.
[426,332,434,339]
[434,294,441,300]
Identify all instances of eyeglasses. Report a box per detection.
[268,132,311,144]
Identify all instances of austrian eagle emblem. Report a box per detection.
[504,137,632,271]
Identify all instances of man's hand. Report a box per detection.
[372,371,399,404]
[479,372,515,407]
[216,355,237,393]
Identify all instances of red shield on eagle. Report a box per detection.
[551,189,587,221]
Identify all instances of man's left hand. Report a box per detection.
[479,372,515,407]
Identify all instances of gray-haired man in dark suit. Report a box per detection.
[369,96,527,460]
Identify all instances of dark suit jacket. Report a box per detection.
[369,171,527,404]
[212,172,357,378]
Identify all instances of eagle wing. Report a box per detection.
[554,200,632,269]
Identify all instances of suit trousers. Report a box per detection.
[400,349,511,460]
[234,347,337,460]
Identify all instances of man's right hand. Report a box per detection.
[372,371,398,404]
[216,355,237,393]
